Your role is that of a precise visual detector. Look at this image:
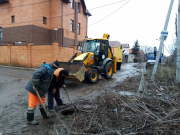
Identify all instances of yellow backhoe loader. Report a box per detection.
[58,34,123,83]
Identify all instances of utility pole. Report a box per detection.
[176,1,180,83]
[151,0,174,80]
[175,14,178,38]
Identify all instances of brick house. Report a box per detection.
[0,0,91,46]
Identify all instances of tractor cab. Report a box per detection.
[58,33,120,83]
[82,39,112,66]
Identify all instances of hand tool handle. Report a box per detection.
[64,89,71,103]
[30,78,50,116]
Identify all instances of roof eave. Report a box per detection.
[0,0,9,4]
[80,0,92,17]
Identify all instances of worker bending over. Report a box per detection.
[25,61,59,125]
[48,68,69,111]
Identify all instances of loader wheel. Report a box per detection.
[86,68,99,83]
[104,62,113,79]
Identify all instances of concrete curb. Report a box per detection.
[0,65,36,71]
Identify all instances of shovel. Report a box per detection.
[30,78,50,117]
[60,87,75,115]
[63,87,72,103]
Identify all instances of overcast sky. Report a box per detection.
[84,0,178,55]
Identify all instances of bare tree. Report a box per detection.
[140,45,154,54]
[167,37,177,55]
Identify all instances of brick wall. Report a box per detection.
[0,0,87,46]
[0,45,10,65]
[11,46,29,67]
[31,45,54,67]
[63,0,87,41]
[0,43,77,68]
[0,0,33,28]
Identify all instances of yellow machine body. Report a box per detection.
[111,46,123,63]
[58,33,123,83]
[73,52,95,72]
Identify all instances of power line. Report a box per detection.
[62,0,130,32]
[0,12,76,25]
[76,0,131,30]
[0,0,130,27]
[0,0,127,10]
[0,0,50,9]
[164,45,172,55]
[88,0,127,10]
[0,0,130,32]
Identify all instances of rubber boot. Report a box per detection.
[27,107,39,125]
[39,104,54,119]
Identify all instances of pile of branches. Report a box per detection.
[51,64,180,135]
[52,90,180,135]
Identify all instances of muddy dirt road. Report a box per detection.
[0,63,143,134]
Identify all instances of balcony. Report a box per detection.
[62,0,71,3]
[0,0,9,4]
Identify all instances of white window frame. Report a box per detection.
[70,20,74,32]
[71,0,74,9]
[78,2,80,13]
[77,23,80,34]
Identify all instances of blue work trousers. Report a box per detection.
[48,87,63,110]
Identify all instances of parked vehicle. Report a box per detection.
[146,51,163,69]
[111,46,123,70]
[58,33,123,83]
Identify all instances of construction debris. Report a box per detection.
[51,66,180,135]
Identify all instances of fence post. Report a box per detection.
[28,43,33,68]
[53,42,59,61]
[7,43,13,66]
[72,46,76,54]
[138,73,146,93]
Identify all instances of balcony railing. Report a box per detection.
[61,0,71,3]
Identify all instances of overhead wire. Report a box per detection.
[0,0,50,9]
[88,0,127,10]
[72,0,131,31]
[0,0,127,10]
[0,12,76,25]
[0,0,128,25]
[164,44,172,55]
[0,0,131,32]
[62,0,131,32]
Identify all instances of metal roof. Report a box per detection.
[121,44,129,48]
[109,41,121,46]
[86,38,108,41]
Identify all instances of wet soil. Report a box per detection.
[0,63,144,134]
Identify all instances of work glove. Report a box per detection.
[52,88,56,94]
[62,85,66,90]
[33,86,37,91]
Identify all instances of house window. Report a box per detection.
[11,16,15,23]
[0,27,2,40]
[70,20,74,32]
[78,2,80,13]
[77,23,80,34]
[43,17,47,24]
[71,0,74,9]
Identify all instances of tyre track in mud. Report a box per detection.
[0,63,145,134]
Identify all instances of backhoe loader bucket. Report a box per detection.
[58,62,85,82]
